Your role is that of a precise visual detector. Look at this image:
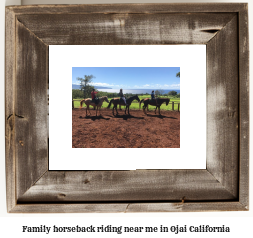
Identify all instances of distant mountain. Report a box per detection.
[72,84,112,90]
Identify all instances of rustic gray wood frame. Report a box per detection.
[5,3,249,213]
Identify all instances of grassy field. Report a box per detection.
[74,95,180,111]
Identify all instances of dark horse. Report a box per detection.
[107,95,140,115]
[139,98,170,115]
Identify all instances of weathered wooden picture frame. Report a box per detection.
[5,4,249,213]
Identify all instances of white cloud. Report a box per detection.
[137,83,180,89]
[90,82,115,87]
[169,84,180,88]
[75,82,180,89]
[88,82,133,89]
[118,84,131,89]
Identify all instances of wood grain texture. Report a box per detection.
[16,13,235,45]
[10,202,247,213]
[5,3,249,213]
[18,170,236,202]
[15,20,48,200]
[5,7,17,212]
[7,3,247,15]
[125,202,248,213]
[238,4,249,208]
[206,16,239,198]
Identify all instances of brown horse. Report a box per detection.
[139,98,170,115]
[107,95,140,115]
[79,96,109,116]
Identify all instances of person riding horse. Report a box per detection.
[151,90,157,105]
[91,89,99,105]
[107,95,140,115]
[119,89,128,106]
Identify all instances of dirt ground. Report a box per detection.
[72,108,180,148]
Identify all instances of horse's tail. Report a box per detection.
[139,99,145,110]
[107,99,113,108]
[80,99,85,109]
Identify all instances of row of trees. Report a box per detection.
[154,90,180,97]
[72,90,119,99]
[73,89,180,99]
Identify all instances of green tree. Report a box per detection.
[168,90,178,96]
[155,89,165,96]
[155,90,161,96]
[176,72,180,78]
[77,75,96,98]
[72,89,83,99]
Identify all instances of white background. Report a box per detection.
[49,45,206,170]
[1,0,252,237]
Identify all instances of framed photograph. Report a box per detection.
[5,4,249,212]
[49,45,206,170]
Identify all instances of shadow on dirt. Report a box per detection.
[79,116,110,121]
[111,114,145,120]
[145,114,177,119]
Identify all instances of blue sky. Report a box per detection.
[72,67,180,89]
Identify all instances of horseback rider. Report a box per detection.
[151,90,157,105]
[119,89,128,106]
[91,88,99,105]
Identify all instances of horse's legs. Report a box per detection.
[157,106,160,115]
[115,105,118,115]
[143,105,147,115]
[96,105,100,116]
[113,104,117,116]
